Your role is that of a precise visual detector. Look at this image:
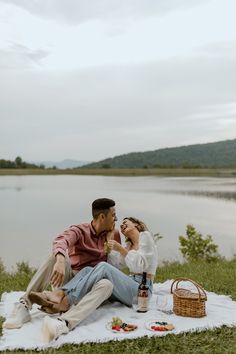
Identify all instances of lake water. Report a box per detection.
[0,175,236,271]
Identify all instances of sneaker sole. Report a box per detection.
[3,322,22,329]
[3,314,31,329]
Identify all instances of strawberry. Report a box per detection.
[155,326,163,331]
[157,326,166,331]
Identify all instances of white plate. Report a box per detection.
[145,319,174,332]
[106,321,138,333]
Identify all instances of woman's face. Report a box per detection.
[120,218,137,235]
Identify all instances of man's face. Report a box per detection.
[103,207,117,231]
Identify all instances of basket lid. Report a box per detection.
[174,288,206,300]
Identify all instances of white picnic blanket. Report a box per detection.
[1,280,236,351]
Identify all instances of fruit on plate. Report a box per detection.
[150,322,175,331]
[111,317,137,332]
[111,317,123,327]
[122,323,137,332]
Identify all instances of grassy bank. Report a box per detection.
[1,168,236,177]
[1,258,236,353]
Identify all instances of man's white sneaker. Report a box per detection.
[3,302,31,329]
[42,316,69,343]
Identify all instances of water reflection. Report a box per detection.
[159,190,236,202]
[0,186,22,191]
[0,175,236,270]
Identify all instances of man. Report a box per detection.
[3,198,120,329]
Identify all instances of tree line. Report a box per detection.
[83,138,236,169]
[0,157,45,169]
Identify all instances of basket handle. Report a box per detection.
[170,278,207,301]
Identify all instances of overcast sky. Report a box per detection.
[0,0,236,163]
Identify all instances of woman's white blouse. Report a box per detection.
[108,231,158,274]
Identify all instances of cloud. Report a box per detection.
[1,43,236,160]
[196,41,236,57]
[0,43,49,69]
[190,103,236,121]
[0,0,207,24]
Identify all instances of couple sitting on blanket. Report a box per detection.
[3,198,158,343]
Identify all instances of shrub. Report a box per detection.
[179,224,220,262]
[0,259,5,274]
[15,261,36,276]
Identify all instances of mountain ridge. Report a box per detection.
[82,138,236,168]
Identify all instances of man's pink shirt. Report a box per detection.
[52,222,121,271]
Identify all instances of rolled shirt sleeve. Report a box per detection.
[52,226,81,257]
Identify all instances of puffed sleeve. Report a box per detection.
[107,250,126,270]
[124,231,155,273]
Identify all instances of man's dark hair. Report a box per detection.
[92,198,115,219]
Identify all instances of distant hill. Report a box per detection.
[34,159,90,169]
[83,139,236,168]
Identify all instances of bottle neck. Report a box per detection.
[142,272,147,285]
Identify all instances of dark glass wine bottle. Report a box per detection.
[137,272,149,312]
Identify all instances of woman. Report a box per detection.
[30,217,158,342]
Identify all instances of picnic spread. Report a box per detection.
[1,279,236,351]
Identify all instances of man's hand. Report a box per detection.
[106,229,115,241]
[50,254,65,288]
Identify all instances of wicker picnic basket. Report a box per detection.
[171,278,207,318]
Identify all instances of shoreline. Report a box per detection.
[1,167,236,177]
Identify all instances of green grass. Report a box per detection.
[1,167,236,176]
[1,258,236,353]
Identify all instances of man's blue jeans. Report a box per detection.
[62,262,153,307]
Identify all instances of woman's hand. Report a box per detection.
[107,240,128,257]
[107,240,121,252]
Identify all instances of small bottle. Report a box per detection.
[137,272,149,312]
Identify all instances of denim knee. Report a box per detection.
[95,261,111,272]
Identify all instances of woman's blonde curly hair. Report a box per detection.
[123,217,149,232]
